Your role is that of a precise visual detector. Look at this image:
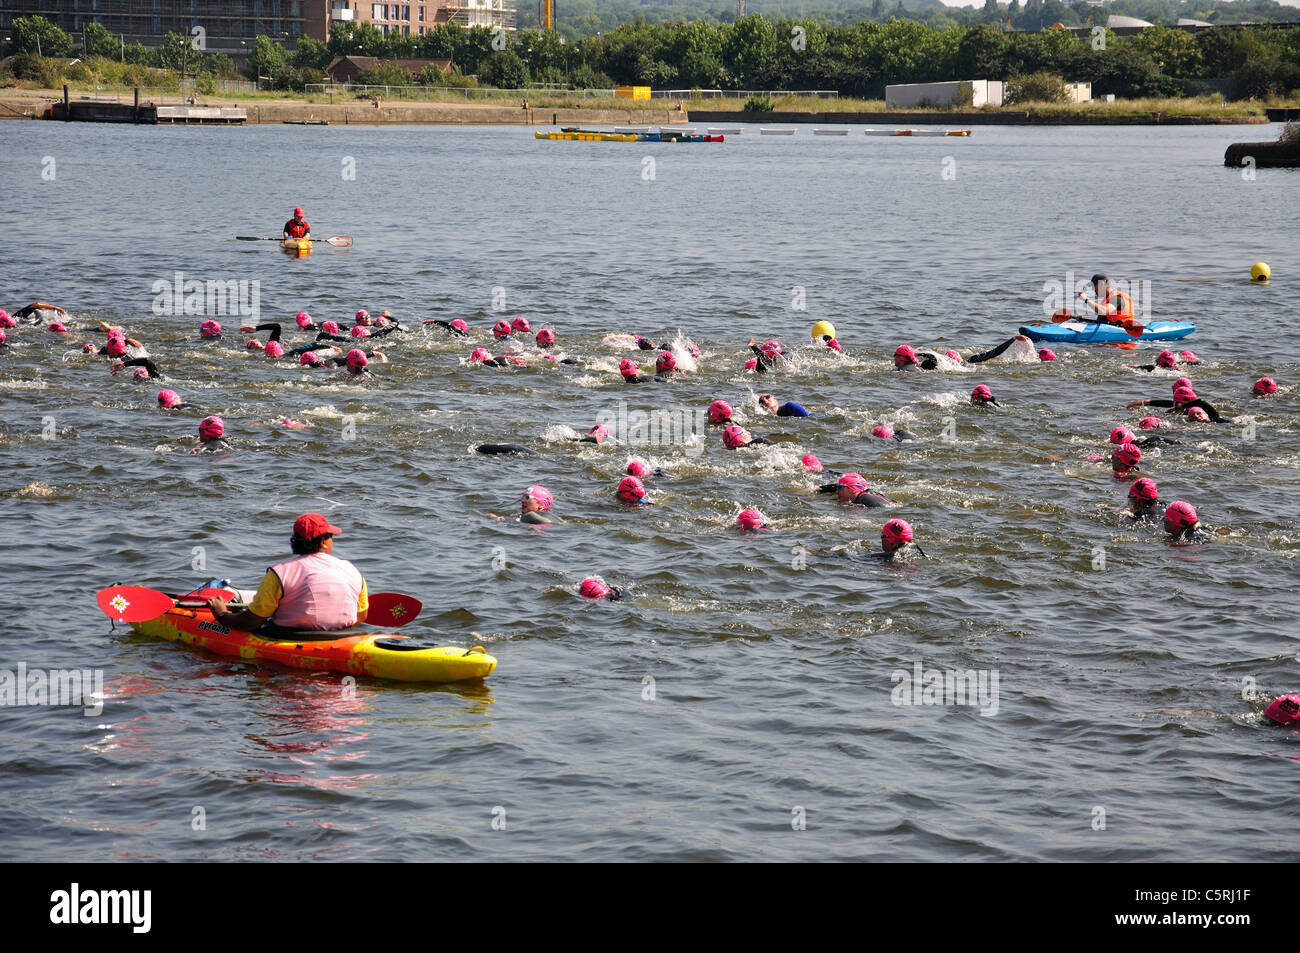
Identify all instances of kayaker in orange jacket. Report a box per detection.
[283,207,310,240]
[1077,274,1134,323]
[206,513,369,631]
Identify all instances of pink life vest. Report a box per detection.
[268,552,363,630]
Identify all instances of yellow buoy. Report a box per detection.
[810,320,836,343]
[1250,261,1270,283]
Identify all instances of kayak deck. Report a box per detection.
[1019,320,1196,343]
[131,606,496,683]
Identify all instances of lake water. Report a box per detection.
[1,120,1297,861]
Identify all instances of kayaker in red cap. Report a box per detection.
[283,207,310,241]
[206,513,368,632]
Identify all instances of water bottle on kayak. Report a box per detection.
[202,578,232,591]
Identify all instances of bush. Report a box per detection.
[744,95,774,112]
[1280,121,1300,143]
[568,63,613,90]
[356,62,415,87]
[1005,70,1068,105]
[479,49,529,89]
[196,73,217,95]
[63,61,93,83]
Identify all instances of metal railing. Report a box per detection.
[651,89,840,99]
[302,83,841,101]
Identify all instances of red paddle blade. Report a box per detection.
[368,592,422,627]
[324,236,353,247]
[1051,309,1076,323]
[96,586,175,623]
[1124,322,1145,337]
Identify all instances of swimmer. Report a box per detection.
[964,334,1036,364]
[573,424,609,445]
[1112,441,1142,479]
[422,317,470,336]
[869,518,925,562]
[469,348,526,368]
[722,425,772,449]
[736,508,769,531]
[654,351,681,379]
[1129,349,1200,372]
[1164,500,1209,544]
[1253,377,1277,398]
[475,444,540,456]
[893,344,943,370]
[535,328,556,348]
[1264,694,1300,727]
[626,458,672,479]
[11,302,68,321]
[111,357,163,379]
[1127,382,1230,423]
[579,577,627,601]
[757,393,811,417]
[1037,348,1057,362]
[492,320,512,341]
[970,385,999,407]
[616,476,652,506]
[619,358,648,383]
[156,389,191,410]
[520,485,559,524]
[747,338,785,373]
[818,472,893,507]
[707,399,733,426]
[1110,425,1177,449]
[1126,477,1162,521]
[871,425,917,442]
[199,319,222,340]
[190,415,233,454]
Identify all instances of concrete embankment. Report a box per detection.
[1224,138,1300,167]
[688,109,1268,125]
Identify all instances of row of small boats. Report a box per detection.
[537,127,972,142]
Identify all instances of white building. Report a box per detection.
[885,80,1005,110]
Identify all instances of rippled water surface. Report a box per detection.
[1,121,1298,861]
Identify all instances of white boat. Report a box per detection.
[813,128,849,136]
[708,127,742,135]
[614,126,649,133]
[760,128,796,135]
[863,128,974,137]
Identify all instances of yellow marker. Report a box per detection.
[1251,261,1271,283]
[810,320,836,343]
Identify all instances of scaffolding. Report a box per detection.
[0,0,305,39]
[434,0,516,32]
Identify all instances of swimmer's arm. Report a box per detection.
[120,357,161,378]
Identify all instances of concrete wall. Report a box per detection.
[885,81,1004,110]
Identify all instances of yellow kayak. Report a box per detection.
[535,131,637,142]
[281,238,313,256]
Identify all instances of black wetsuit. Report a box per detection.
[885,429,918,442]
[192,438,234,454]
[1169,525,1212,544]
[120,357,162,379]
[731,436,773,448]
[749,343,784,373]
[1134,434,1178,448]
[476,444,540,456]
[427,320,469,336]
[818,484,893,507]
[1133,362,1196,372]
[966,338,1020,364]
[901,351,942,370]
[868,543,926,561]
[1144,398,1229,423]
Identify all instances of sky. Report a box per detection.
[934,0,1300,5]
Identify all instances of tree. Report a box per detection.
[1128,24,1202,77]
[249,35,288,81]
[479,48,530,88]
[82,22,120,59]
[292,36,332,71]
[10,15,74,57]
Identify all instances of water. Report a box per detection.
[1,121,1298,861]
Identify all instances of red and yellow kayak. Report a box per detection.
[281,238,313,256]
[130,604,497,683]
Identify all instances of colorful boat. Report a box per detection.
[535,130,637,142]
[541,129,722,143]
[863,129,973,137]
[129,600,497,683]
[281,238,313,256]
[1019,320,1196,343]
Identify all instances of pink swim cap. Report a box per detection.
[0,330,7,344]
[511,316,530,333]
[355,310,369,322]
[894,344,917,364]
[1156,349,1177,368]
[157,389,181,407]
[1180,350,1198,363]
[265,340,285,358]
[470,348,491,362]
[708,399,732,424]
[688,342,701,358]
[295,311,313,328]
[199,415,225,439]
[1139,416,1162,429]
[132,366,149,380]
[1129,477,1158,502]
[882,518,913,548]
[722,425,748,449]
[626,459,649,477]
[523,484,553,511]
[1113,442,1142,468]
[1110,426,1135,445]
[1265,694,1300,727]
[971,384,993,403]
[826,338,842,352]
[945,349,962,362]
[1173,377,1192,390]
[200,319,221,338]
[48,321,68,333]
[106,338,126,357]
[617,476,646,502]
[351,325,370,338]
[0,310,12,327]
[493,320,511,339]
[1165,500,1197,528]
[1172,386,1196,403]
[1186,406,1209,421]
[619,359,639,377]
[579,577,613,600]
[246,338,264,350]
[744,358,758,371]
[587,423,610,442]
[375,315,391,328]
[536,328,555,347]
[300,351,322,367]
[737,509,765,530]
[801,453,823,472]
[760,340,782,359]
[1254,376,1277,396]
[345,348,368,370]
[1037,348,1057,362]
[656,352,677,373]
[321,320,340,335]
[450,318,469,333]
[838,472,868,495]
[872,425,894,440]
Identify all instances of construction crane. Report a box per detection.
[737,0,746,16]
[539,0,554,31]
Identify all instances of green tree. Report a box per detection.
[1128,24,1202,77]
[292,36,333,70]
[10,15,74,57]
[82,22,120,59]
[249,35,288,81]
[479,48,530,88]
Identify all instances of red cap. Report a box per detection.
[294,206,304,217]
[293,512,341,539]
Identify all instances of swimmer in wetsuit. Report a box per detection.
[1126,477,1162,522]
[722,425,772,449]
[871,425,917,442]
[747,338,785,373]
[964,335,1036,364]
[520,485,560,524]
[1129,349,1199,372]
[423,318,471,336]
[1127,381,1230,423]
[818,472,893,507]
[111,356,163,379]
[893,344,943,370]
[190,415,233,454]
[616,476,652,506]
[627,458,672,479]
[757,393,811,417]
[707,399,733,426]
[1164,500,1210,544]
[579,577,627,600]
[868,518,925,562]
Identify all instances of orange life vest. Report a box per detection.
[284,218,309,239]
[1101,289,1134,321]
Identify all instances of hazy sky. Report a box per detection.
[934,0,1300,5]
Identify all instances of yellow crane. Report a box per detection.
[540,0,554,31]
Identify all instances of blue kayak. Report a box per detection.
[1019,320,1196,343]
